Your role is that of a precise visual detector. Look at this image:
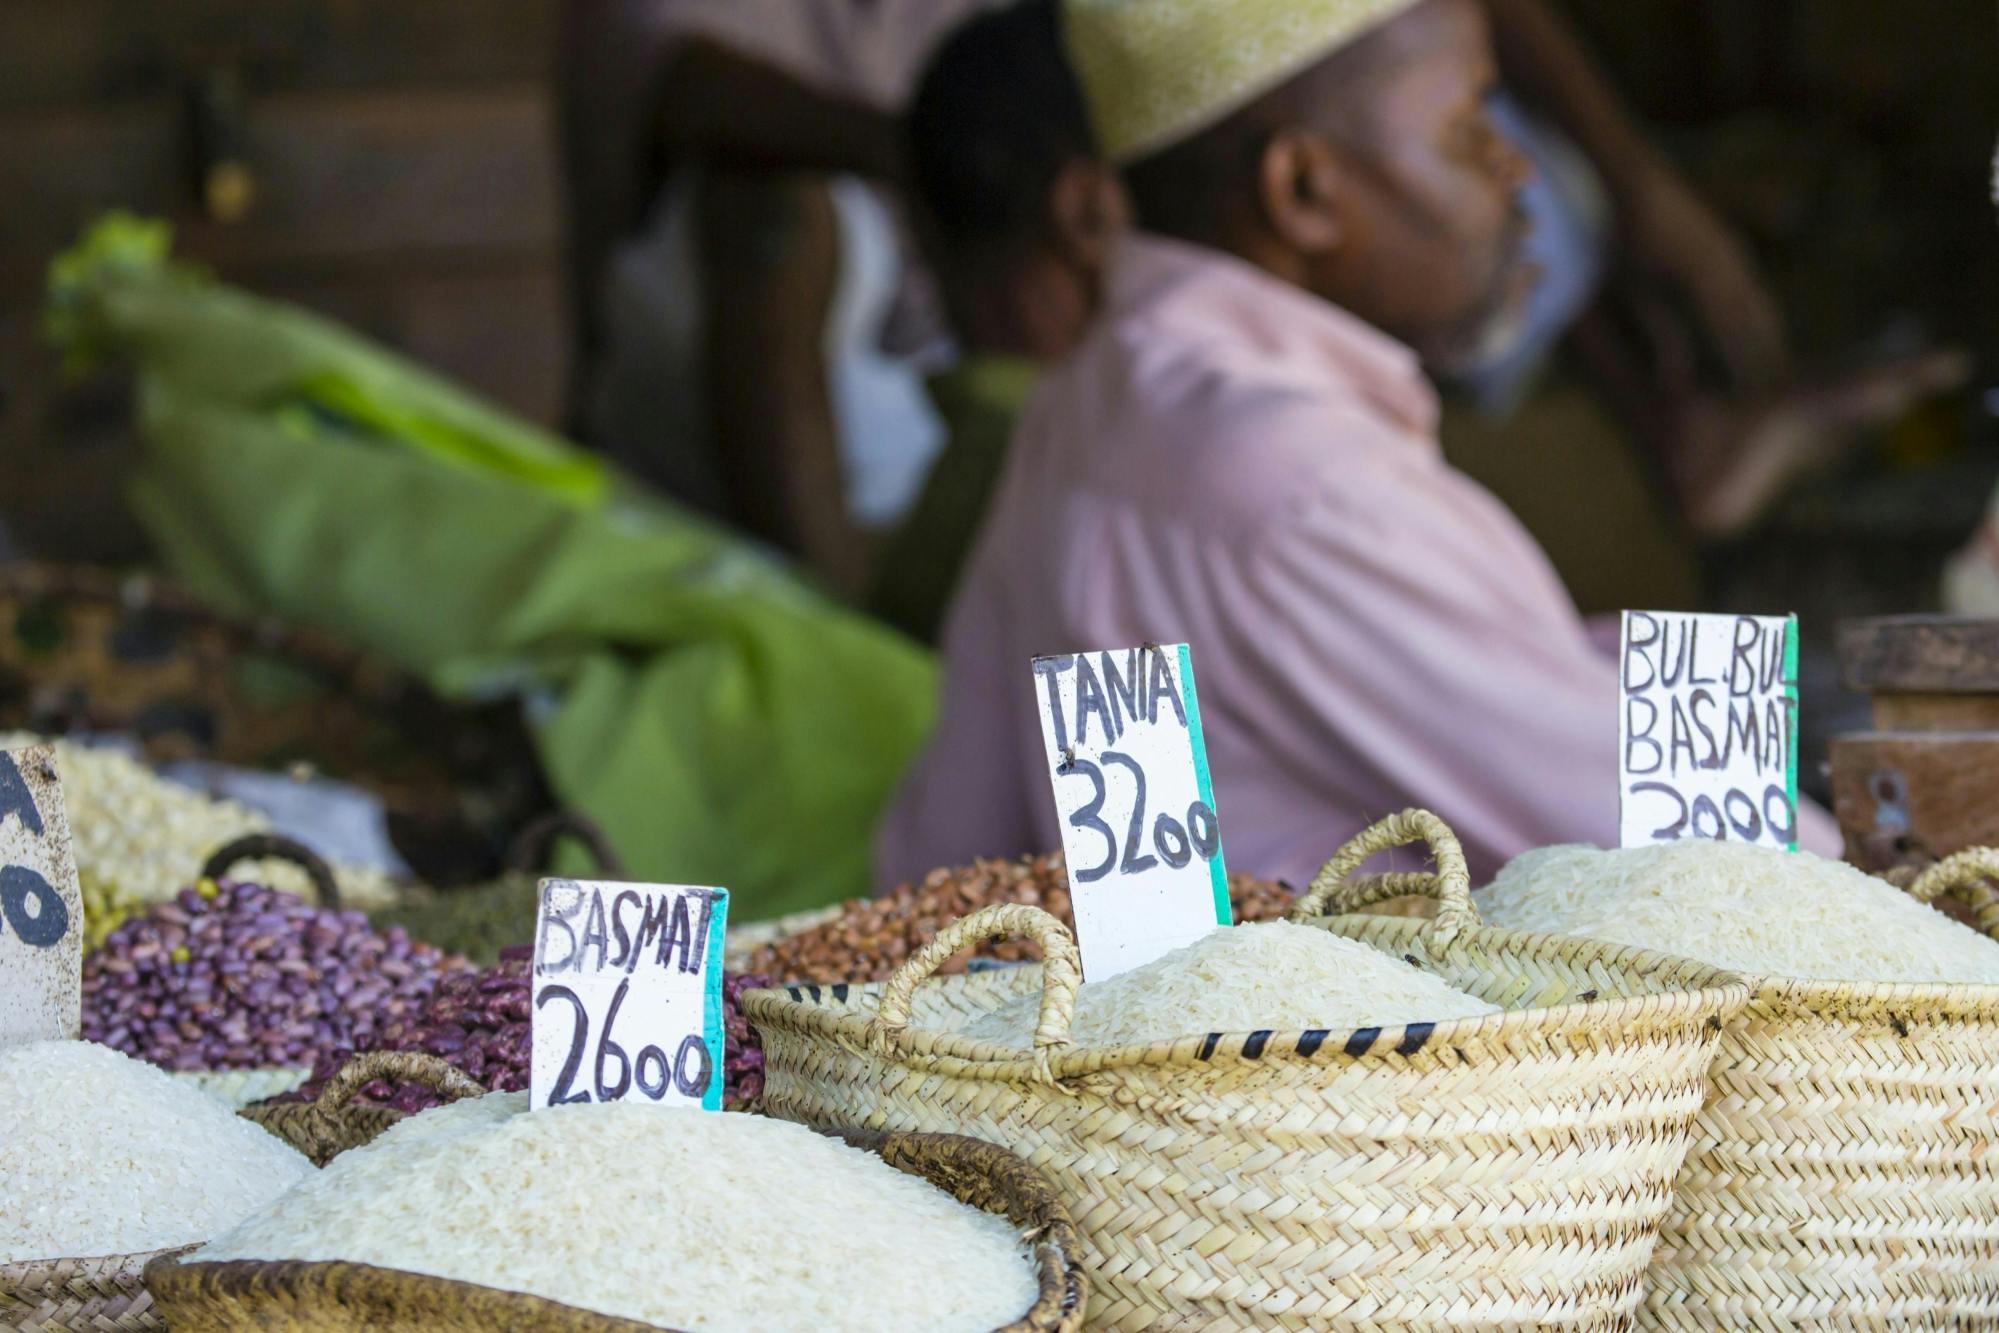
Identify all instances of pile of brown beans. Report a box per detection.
[744,853,1298,984]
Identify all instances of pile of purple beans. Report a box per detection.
[282,947,771,1113]
[82,879,469,1071]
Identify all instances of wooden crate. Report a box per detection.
[1830,617,1999,873]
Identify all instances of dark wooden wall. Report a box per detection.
[0,0,567,561]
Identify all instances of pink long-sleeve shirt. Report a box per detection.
[878,234,1837,888]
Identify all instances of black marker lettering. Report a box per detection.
[535,884,582,975]
[1072,655,1113,749]
[579,889,610,973]
[686,889,720,973]
[1622,612,1660,691]
[1729,618,1761,698]
[1102,649,1141,743]
[1624,697,1662,775]
[609,890,641,971]
[0,866,68,948]
[1148,648,1187,728]
[1032,656,1075,757]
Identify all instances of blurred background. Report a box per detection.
[0,0,1994,888]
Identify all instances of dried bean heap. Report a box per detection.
[282,949,771,1113]
[83,878,468,1071]
[745,852,1298,984]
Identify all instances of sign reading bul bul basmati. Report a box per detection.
[1033,644,1230,982]
[531,881,728,1111]
[1619,611,1800,851]
[0,744,82,1046]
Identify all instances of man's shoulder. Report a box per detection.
[1059,326,1425,533]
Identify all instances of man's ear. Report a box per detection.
[1048,158,1133,269]
[1257,129,1346,257]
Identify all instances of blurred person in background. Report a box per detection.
[557,0,990,598]
[869,0,1125,643]
[1469,0,1967,547]
[878,0,1844,888]
[872,0,1964,642]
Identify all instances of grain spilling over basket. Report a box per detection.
[1480,841,1999,1330]
[747,811,1748,1331]
[153,1098,1086,1333]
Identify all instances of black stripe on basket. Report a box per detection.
[1197,1033,1221,1060]
[1397,1022,1435,1056]
[1345,1027,1381,1056]
[1241,1030,1272,1059]
[787,987,804,1002]
[831,983,850,1003]
[807,984,823,1003]
[1296,1029,1329,1057]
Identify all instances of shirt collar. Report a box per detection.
[1102,232,1440,440]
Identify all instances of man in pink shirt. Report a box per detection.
[880,0,1837,888]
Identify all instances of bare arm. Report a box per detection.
[1481,0,1790,390]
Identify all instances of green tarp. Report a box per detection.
[46,217,935,919]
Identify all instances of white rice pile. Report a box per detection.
[1478,841,1999,985]
[961,922,1499,1050]
[196,1092,1038,1332]
[0,1040,313,1264]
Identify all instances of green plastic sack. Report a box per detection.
[46,216,936,919]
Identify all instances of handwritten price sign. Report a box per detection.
[531,881,728,1111]
[1034,644,1230,981]
[1619,611,1799,851]
[0,744,82,1045]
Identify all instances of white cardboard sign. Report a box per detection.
[531,880,728,1111]
[1033,644,1230,981]
[0,744,82,1046]
[1619,611,1799,851]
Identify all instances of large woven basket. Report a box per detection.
[144,1127,1088,1331]
[747,811,1749,1331]
[1619,845,1999,1329]
[0,1053,473,1332]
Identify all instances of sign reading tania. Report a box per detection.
[531,880,728,1112]
[0,744,82,1045]
[1034,643,1230,982]
[1618,611,1799,851]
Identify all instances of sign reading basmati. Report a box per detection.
[0,744,82,1046]
[1033,644,1230,982]
[1619,611,1799,851]
[531,881,728,1111]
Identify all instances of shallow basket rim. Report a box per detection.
[1,1242,190,1282]
[1734,967,1999,1019]
[743,916,1750,1079]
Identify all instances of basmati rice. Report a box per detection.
[0,1040,313,1264]
[196,1092,1038,1332]
[1478,840,1999,984]
[960,922,1498,1050]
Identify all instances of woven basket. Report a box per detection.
[0,1247,187,1333]
[0,1053,472,1332]
[143,1127,1088,1331]
[245,1051,486,1166]
[747,810,1749,1331]
[1621,845,1999,1329]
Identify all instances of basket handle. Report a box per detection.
[869,903,1082,1053]
[319,1050,487,1111]
[506,811,627,879]
[201,833,341,911]
[1898,848,1999,941]
[1285,809,1477,949]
